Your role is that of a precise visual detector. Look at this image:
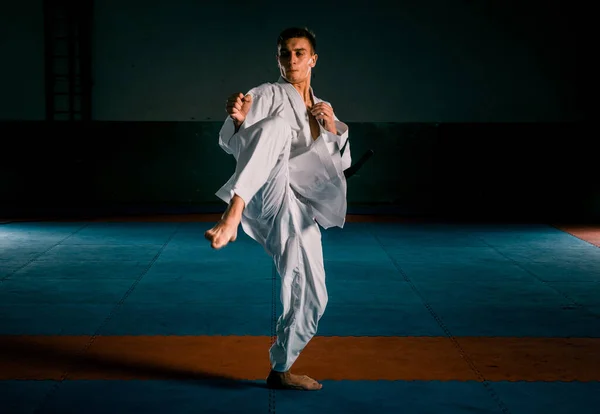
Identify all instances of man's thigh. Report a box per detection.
[243,184,318,257]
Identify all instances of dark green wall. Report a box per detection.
[1,121,596,221]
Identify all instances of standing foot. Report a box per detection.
[266,370,323,391]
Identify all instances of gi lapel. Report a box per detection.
[276,77,313,141]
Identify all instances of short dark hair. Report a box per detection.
[277,27,317,54]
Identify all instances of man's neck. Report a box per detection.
[291,80,313,105]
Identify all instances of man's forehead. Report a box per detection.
[280,37,311,51]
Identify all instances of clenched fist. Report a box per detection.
[226,93,253,128]
[309,102,337,135]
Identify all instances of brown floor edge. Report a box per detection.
[0,214,412,223]
[1,336,598,382]
[3,214,599,247]
[555,225,600,247]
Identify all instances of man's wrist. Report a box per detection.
[234,119,244,132]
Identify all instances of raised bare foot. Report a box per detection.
[266,370,323,391]
[204,219,238,249]
[204,195,245,249]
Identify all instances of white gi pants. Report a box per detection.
[222,116,328,372]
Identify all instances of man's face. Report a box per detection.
[277,37,317,84]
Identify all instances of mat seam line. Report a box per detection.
[371,231,513,414]
[1,223,89,284]
[269,262,277,414]
[475,235,600,321]
[21,223,91,414]
[32,223,181,414]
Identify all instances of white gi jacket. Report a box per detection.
[216,77,352,229]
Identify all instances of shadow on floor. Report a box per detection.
[0,336,267,389]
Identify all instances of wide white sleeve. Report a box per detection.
[218,85,274,154]
[218,118,238,155]
[322,111,351,171]
[339,130,351,172]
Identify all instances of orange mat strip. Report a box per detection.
[1,335,598,381]
[556,225,600,248]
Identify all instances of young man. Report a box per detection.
[205,27,351,391]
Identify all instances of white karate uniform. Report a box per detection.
[215,77,351,372]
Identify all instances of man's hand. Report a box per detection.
[310,102,337,135]
[226,93,253,129]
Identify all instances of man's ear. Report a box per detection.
[310,54,318,67]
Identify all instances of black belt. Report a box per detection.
[342,137,374,179]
